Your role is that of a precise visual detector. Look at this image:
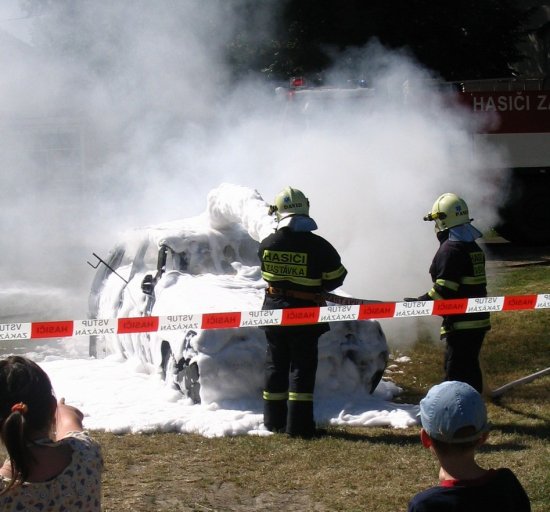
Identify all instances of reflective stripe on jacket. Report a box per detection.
[259,227,347,293]
[423,236,490,335]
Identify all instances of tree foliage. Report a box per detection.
[232,0,531,82]
[21,1,538,83]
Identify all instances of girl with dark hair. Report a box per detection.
[0,356,103,511]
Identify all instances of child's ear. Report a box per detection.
[420,428,432,448]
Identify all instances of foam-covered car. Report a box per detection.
[88,184,389,405]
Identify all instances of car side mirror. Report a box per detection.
[141,274,155,296]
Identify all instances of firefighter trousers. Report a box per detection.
[263,324,319,437]
[443,329,486,393]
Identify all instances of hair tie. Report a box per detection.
[11,402,28,415]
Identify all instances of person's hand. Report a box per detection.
[55,398,84,439]
[57,397,84,420]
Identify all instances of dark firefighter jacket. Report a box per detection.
[259,226,347,300]
[419,232,491,336]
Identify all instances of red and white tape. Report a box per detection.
[1,294,549,341]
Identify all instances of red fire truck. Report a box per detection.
[456,78,550,245]
[281,77,550,245]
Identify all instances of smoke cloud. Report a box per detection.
[0,2,507,346]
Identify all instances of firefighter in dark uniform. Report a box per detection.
[405,193,490,393]
[259,186,347,437]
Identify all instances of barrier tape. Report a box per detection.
[1,294,549,341]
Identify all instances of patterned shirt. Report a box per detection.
[0,431,103,512]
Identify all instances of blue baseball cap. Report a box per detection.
[419,381,489,443]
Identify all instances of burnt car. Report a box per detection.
[88,184,389,405]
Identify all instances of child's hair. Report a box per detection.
[428,425,483,455]
[0,356,56,494]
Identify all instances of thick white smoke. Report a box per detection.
[0,2,507,348]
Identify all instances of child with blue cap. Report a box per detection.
[407,380,530,511]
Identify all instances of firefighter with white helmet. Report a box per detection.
[259,186,347,437]
[405,193,490,393]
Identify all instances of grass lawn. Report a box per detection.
[2,264,549,511]
[94,263,549,511]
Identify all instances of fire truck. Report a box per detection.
[455,78,550,246]
[280,77,550,245]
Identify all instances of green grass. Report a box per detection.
[393,264,550,403]
[2,264,549,511]
[97,263,550,511]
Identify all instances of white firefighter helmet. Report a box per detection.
[269,186,310,221]
[424,193,472,231]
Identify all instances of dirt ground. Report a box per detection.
[95,430,357,512]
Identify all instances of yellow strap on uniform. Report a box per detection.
[260,271,322,287]
[441,318,491,335]
[288,392,314,402]
[263,391,288,401]
[428,288,444,300]
[435,278,460,291]
[322,265,347,281]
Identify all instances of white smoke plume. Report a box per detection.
[0,2,507,347]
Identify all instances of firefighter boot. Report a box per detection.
[264,398,287,433]
[286,400,315,438]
